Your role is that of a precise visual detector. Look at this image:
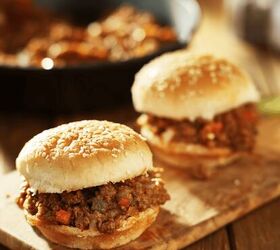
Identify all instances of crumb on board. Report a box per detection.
[234,179,241,186]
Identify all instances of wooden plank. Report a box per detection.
[184,229,230,250]
[0,117,280,250]
[229,198,280,250]
[0,115,50,175]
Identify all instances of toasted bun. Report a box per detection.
[25,207,159,249]
[16,120,153,193]
[140,125,240,178]
[153,146,240,179]
[132,51,260,121]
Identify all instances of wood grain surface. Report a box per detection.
[0,117,280,250]
[187,229,230,250]
[229,199,280,250]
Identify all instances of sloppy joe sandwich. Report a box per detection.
[16,120,169,249]
[131,51,260,178]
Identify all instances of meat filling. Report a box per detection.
[17,170,169,234]
[140,104,258,151]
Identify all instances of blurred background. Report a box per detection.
[0,0,280,175]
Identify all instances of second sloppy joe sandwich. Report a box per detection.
[131,51,260,178]
[16,120,169,249]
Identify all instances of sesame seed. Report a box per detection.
[188,67,202,78]
[207,63,217,71]
[219,63,233,76]
[234,179,241,186]
[189,77,198,85]
[188,91,196,97]
[211,77,218,84]
[207,133,215,140]
[210,72,216,78]
[26,120,143,161]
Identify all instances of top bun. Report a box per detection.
[132,51,260,121]
[16,120,153,193]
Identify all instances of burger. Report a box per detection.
[16,120,169,249]
[131,51,260,178]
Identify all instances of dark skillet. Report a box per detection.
[0,0,200,114]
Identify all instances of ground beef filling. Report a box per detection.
[17,171,169,234]
[142,104,258,151]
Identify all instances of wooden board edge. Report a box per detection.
[173,181,280,249]
[0,228,34,250]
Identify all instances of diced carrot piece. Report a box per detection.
[118,198,130,207]
[55,209,71,225]
[205,122,223,133]
[243,110,257,122]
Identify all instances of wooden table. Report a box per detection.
[1,0,280,249]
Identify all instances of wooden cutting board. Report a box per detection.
[0,117,280,250]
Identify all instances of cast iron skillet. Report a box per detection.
[0,0,200,114]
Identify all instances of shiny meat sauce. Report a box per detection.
[17,170,169,234]
[142,104,258,151]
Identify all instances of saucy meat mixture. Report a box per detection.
[140,104,258,151]
[17,171,169,234]
[0,1,177,67]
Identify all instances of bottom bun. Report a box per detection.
[25,207,159,249]
[152,146,240,179]
[140,126,241,179]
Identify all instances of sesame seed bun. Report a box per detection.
[25,207,159,249]
[16,120,153,193]
[131,50,260,121]
[140,125,240,178]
